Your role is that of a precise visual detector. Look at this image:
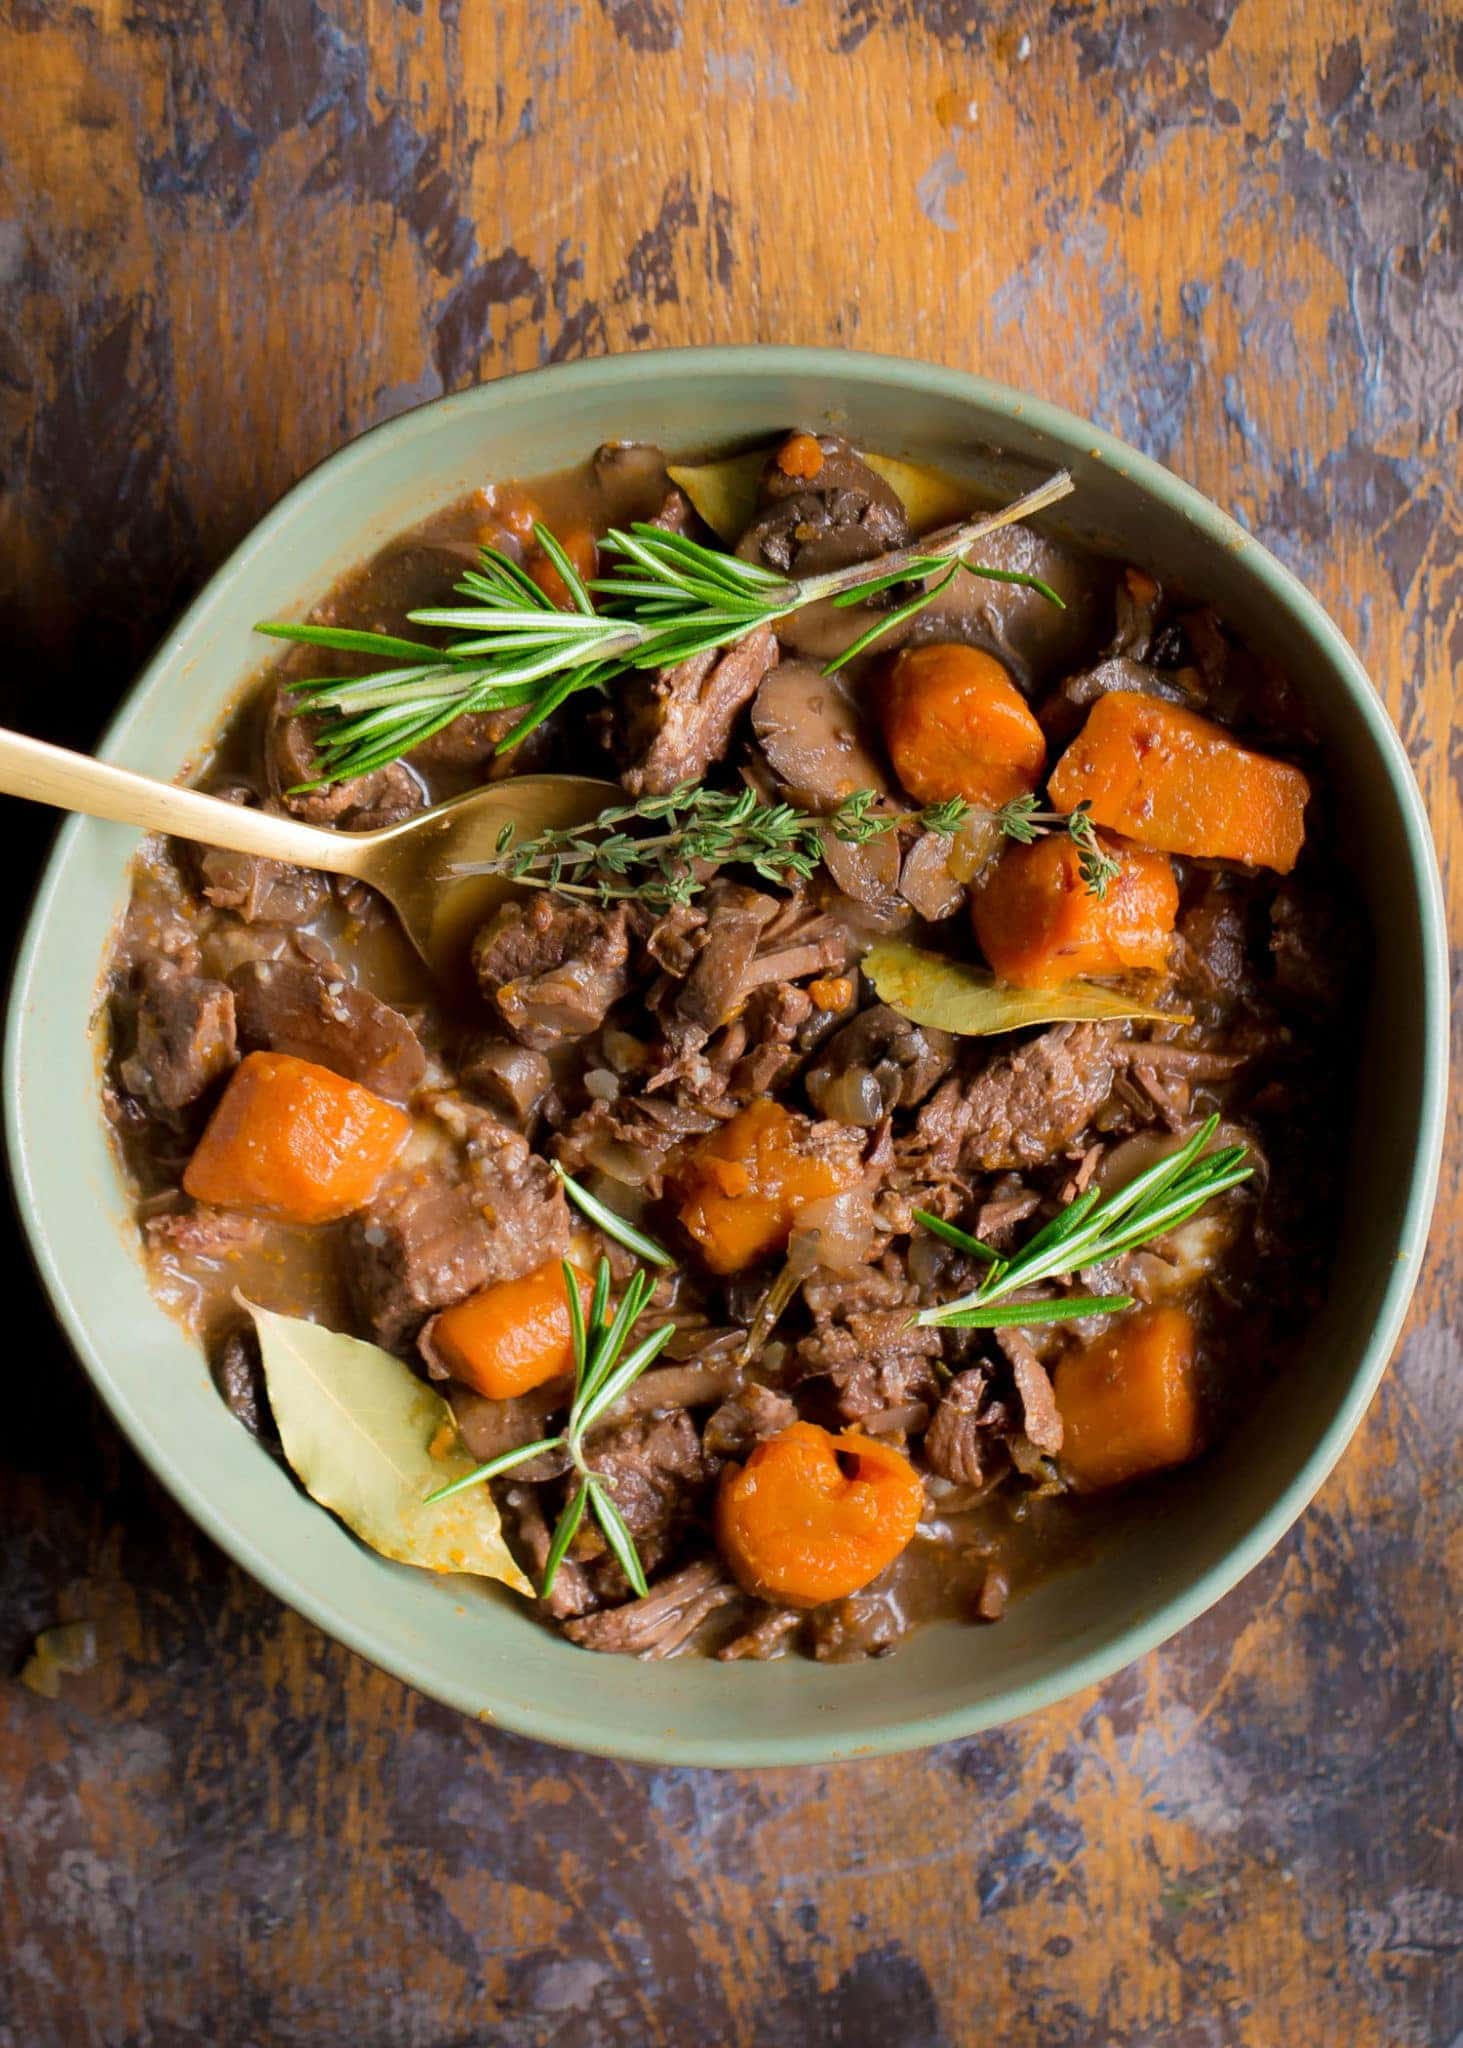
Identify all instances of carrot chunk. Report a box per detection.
[1053,1305,1201,1489]
[881,643,1047,810]
[182,1050,409,1225]
[1048,693,1309,871]
[526,523,598,609]
[675,1100,860,1274]
[715,1422,925,1606]
[776,432,825,480]
[972,833,1178,988]
[426,1261,591,1401]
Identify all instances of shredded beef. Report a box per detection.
[808,1588,909,1662]
[120,966,237,1114]
[914,1024,1120,1173]
[702,1382,798,1461]
[576,1410,707,1578]
[230,958,426,1101]
[923,1369,993,1488]
[621,624,780,797]
[562,1559,736,1657]
[995,1327,1064,1455]
[717,1605,802,1661]
[472,895,632,1050]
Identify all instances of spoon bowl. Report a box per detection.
[0,725,617,985]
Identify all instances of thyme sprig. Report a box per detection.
[424,1256,675,1599]
[997,794,1122,899]
[914,1115,1252,1330]
[455,781,970,910]
[257,471,1075,785]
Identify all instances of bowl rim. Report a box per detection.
[6,344,1448,1766]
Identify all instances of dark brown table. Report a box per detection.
[3,4,1457,2042]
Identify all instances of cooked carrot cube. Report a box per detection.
[676,1100,860,1274]
[1054,1305,1202,1489]
[182,1051,409,1225]
[425,1261,591,1401]
[1048,693,1310,872]
[972,833,1178,987]
[881,643,1047,810]
[716,1422,925,1606]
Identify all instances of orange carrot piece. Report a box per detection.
[715,1422,925,1606]
[526,524,598,609]
[675,1100,859,1274]
[1048,693,1310,871]
[776,432,825,479]
[881,643,1047,810]
[426,1261,591,1401]
[1053,1305,1202,1489]
[972,833,1179,988]
[183,1051,409,1225]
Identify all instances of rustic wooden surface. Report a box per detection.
[1,4,1458,2044]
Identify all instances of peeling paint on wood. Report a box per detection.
[1,2,1458,2044]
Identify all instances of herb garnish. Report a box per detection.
[424,1257,675,1598]
[458,782,969,910]
[914,1115,1252,1330]
[997,794,1122,899]
[552,1162,674,1267]
[257,473,1074,785]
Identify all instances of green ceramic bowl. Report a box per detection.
[6,349,1446,1766]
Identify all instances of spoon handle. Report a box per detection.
[0,727,365,876]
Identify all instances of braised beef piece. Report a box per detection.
[457,1036,552,1121]
[210,1325,276,1444]
[592,442,695,535]
[188,787,330,927]
[144,1203,262,1263]
[795,1307,943,1431]
[924,1370,995,1488]
[807,1004,955,1126]
[575,1409,707,1578]
[808,1587,908,1662]
[620,622,780,797]
[230,958,426,1101]
[1176,876,1252,1009]
[119,965,237,1114]
[267,687,426,827]
[347,1110,568,1348]
[561,1559,737,1657]
[995,1326,1064,1456]
[472,895,633,1050]
[717,1604,803,1661]
[552,1091,726,1198]
[913,1024,1121,1173]
[737,435,909,578]
[672,886,781,1033]
[504,1483,599,1621]
[1269,883,1354,1009]
[702,1381,799,1461]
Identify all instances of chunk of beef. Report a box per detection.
[119,966,237,1113]
[230,958,426,1101]
[913,1024,1120,1172]
[807,1004,956,1127]
[673,886,780,1032]
[923,1369,993,1488]
[737,435,908,578]
[717,1605,802,1661]
[409,704,552,775]
[703,1381,798,1461]
[347,1114,568,1348]
[210,1325,276,1444]
[188,788,329,926]
[561,1559,736,1657]
[553,1091,726,1199]
[795,1311,943,1429]
[472,895,632,1050]
[504,1483,598,1621]
[577,1409,708,1578]
[1176,877,1251,1008]
[457,1036,552,1121]
[267,688,426,827]
[144,1203,261,1263]
[620,623,780,797]
[1269,883,1353,1010]
[995,1326,1064,1455]
[808,1588,909,1662]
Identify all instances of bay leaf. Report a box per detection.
[864,938,1188,1036]
[667,447,976,547]
[243,1298,533,1596]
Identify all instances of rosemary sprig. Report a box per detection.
[915,1115,1252,1330]
[552,1163,674,1268]
[424,1256,676,1598]
[258,471,1075,785]
[455,781,972,910]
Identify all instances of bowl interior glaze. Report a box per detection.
[6,349,1446,1765]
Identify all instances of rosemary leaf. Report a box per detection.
[553,1163,675,1268]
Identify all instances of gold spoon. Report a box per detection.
[0,728,618,984]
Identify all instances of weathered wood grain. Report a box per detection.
[1,3,1458,2044]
